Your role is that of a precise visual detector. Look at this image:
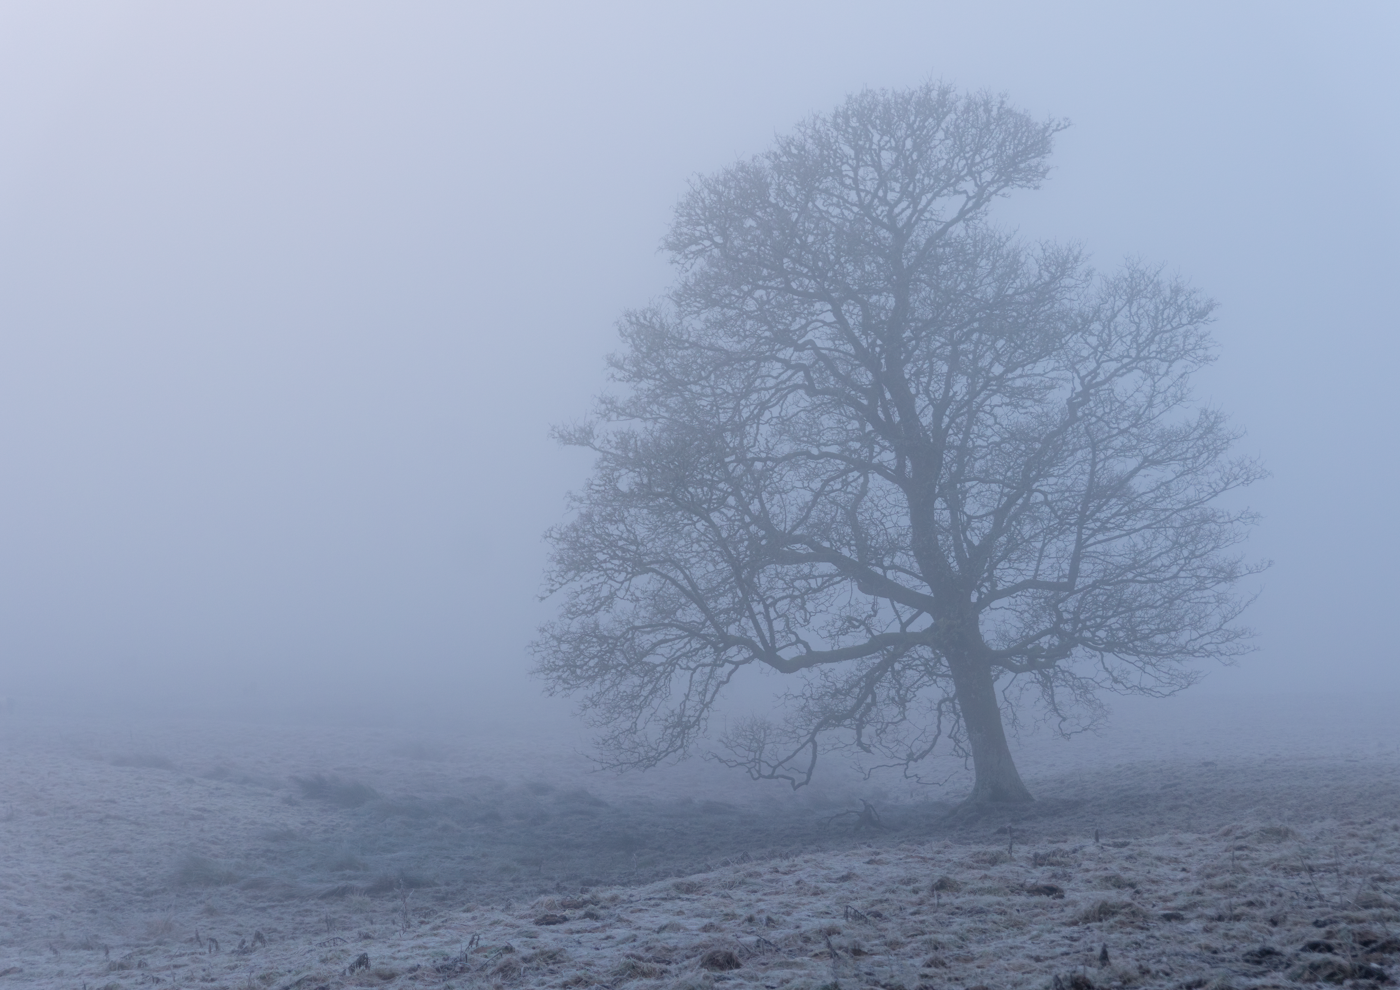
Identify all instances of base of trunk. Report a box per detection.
[948,652,1036,805]
[962,773,1035,805]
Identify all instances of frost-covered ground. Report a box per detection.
[0,692,1397,990]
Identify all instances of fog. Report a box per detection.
[1,1,1396,730]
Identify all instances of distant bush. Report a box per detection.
[110,753,175,770]
[556,788,607,807]
[203,765,275,787]
[292,774,378,807]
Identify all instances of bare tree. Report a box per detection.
[534,84,1265,804]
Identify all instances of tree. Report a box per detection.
[534,84,1264,804]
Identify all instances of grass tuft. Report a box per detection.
[1072,899,1149,925]
[172,854,238,887]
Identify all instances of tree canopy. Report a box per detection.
[534,83,1264,803]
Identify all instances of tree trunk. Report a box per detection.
[947,653,1034,804]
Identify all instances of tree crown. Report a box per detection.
[536,83,1264,788]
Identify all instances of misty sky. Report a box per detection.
[0,3,1395,723]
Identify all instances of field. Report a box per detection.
[1,694,1397,990]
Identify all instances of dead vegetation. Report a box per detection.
[172,853,240,887]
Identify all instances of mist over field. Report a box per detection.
[0,5,1398,988]
[1,2,1396,724]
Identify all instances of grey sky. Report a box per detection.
[0,2,1395,723]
